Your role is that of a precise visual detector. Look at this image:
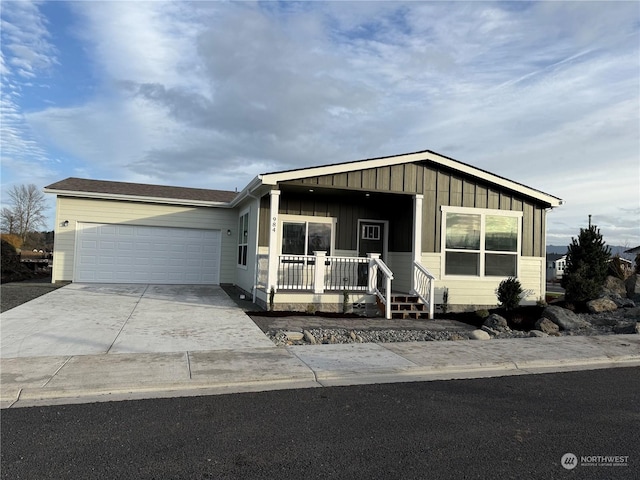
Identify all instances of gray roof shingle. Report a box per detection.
[45,177,237,203]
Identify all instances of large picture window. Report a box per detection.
[237,211,249,267]
[281,217,333,256]
[443,208,521,277]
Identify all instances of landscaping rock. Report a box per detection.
[303,330,316,344]
[285,331,304,342]
[535,317,560,335]
[612,322,640,335]
[602,276,627,298]
[483,314,509,332]
[529,330,548,338]
[623,307,640,319]
[481,325,499,336]
[470,329,491,340]
[586,298,618,314]
[542,305,591,331]
[625,275,640,302]
[607,293,635,308]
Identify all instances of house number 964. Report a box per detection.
[272,217,277,232]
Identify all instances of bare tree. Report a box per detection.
[3,184,47,244]
[1,207,17,234]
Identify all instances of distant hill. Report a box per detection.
[547,245,637,260]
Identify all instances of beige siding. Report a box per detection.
[420,253,542,306]
[52,197,237,283]
[234,197,261,295]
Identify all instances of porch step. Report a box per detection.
[389,294,430,320]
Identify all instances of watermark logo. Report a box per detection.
[561,453,578,470]
[561,453,629,469]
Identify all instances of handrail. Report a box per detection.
[370,257,394,319]
[412,261,435,319]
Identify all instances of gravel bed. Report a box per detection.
[0,277,67,313]
[267,309,639,346]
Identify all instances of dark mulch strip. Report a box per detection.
[0,274,68,313]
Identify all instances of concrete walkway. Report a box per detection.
[2,334,639,408]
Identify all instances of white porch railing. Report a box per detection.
[265,251,395,319]
[411,261,436,319]
[369,254,394,319]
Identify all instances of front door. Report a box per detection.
[358,220,386,260]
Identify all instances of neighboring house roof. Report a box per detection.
[546,253,565,263]
[235,149,563,208]
[44,177,237,207]
[624,246,640,255]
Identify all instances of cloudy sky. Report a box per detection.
[1,1,638,247]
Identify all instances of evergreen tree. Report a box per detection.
[561,224,611,302]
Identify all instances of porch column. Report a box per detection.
[411,194,423,291]
[313,251,326,294]
[267,189,281,292]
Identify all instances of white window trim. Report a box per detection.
[362,224,381,241]
[237,208,250,269]
[440,206,523,280]
[279,214,336,256]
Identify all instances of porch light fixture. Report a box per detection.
[227,229,232,236]
[61,220,69,227]
[308,189,314,193]
[365,193,370,197]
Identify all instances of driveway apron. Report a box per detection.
[0,284,274,358]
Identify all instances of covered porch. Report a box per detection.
[253,185,435,319]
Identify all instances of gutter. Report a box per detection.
[43,188,234,208]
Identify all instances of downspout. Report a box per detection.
[247,190,261,304]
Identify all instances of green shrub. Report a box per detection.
[269,287,275,311]
[561,225,610,302]
[475,309,490,319]
[343,289,350,314]
[496,277,524,310]
[440,287,449,314]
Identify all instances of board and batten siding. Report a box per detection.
[258,191,413,252]
[278,161,548,258]
[52,197,237,283]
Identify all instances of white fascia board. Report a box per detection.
[228,176,263,208]
[259,150,563,207]
[43,189,233,208]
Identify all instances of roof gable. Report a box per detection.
[257,149,562,207]
[44,178,237,206]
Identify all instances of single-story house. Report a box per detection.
[44,149,563,318]
[546,254,567,282]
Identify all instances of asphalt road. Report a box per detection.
[2,368,638,480]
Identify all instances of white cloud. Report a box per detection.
[1,1,638,244]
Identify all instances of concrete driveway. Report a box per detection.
[0,284,275,358]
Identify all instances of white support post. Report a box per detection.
[313,251,326,294]
[367,253,380,294]
[429,280,435,319]
[267,190,281,293]
[385,276,392,320]
[412,194,423,292]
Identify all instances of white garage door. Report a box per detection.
[75,223,221,284]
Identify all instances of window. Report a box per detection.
[237,211,249,267]
[443,208,521,277]
[281,217,333,256]
[362,224,380,240]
